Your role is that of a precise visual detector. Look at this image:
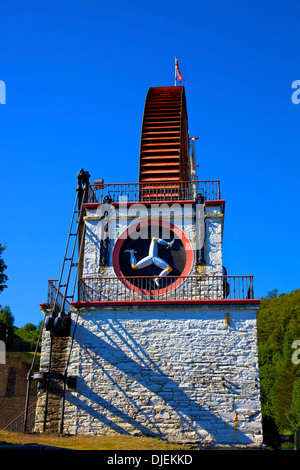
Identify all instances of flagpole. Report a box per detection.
[175,57,177,86]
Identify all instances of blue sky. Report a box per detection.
[0,0,299,327]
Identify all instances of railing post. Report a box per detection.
[23,373,31,432]
[248,277,254,299]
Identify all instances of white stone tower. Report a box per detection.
[33,86,263,447]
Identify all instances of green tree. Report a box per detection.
[15,323,39,342]
[288,378,300,429]
[0,305,15,342]
[264,289,279,300]
[0,243,8,293]
[258,288,300,445]
[274,362,296,432]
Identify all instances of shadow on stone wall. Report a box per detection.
[66,319,254,446]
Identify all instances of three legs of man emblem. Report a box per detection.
[125,237,175,286]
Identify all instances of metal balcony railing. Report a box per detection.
[86,180,221,204]
[78,275,255,303]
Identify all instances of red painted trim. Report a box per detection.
[112,219,194,296]
[83,201,197,209]
[83,203,102,209]
[205,200,225,205]
[205,200,225,214]
[81,275,254,280]
[71,299,260,308]
[83,200,226,210]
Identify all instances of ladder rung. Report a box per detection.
[64,258,72,261]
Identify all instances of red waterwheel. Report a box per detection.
[139,86,191,201]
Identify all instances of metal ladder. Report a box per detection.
[45,168,90,334]
[24,169,90,433]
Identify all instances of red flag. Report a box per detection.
[175,58,187,84]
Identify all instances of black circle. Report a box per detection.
[118,224,186,290]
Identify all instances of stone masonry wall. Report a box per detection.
[36,305,263,448]
[0,354,37,429]
[34,321,71,434]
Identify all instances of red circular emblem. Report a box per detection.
[113,219,193,296]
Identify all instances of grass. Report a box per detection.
[0,430,191,450]
[6,351,40,370]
